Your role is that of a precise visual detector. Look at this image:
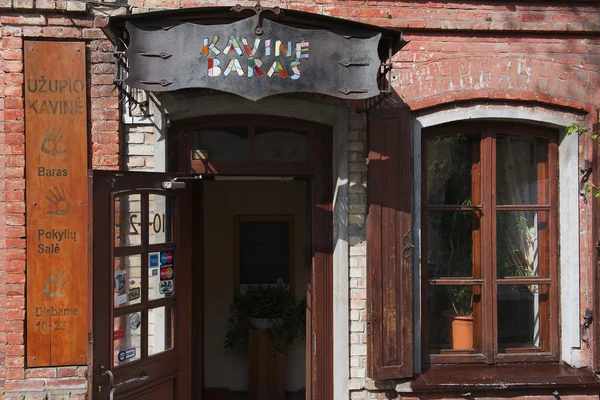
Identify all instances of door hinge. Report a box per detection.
[312,333,317,356]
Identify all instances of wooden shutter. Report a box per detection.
[367,105,414,379]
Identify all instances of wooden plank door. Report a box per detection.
[89,170,193,400]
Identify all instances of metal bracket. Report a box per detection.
[581,308,593,348]
[579,160,593,204]
[138,51,172,59]
[339,88,368,95]
[402,228,415,260]
[339,60,370,67]
[232,1,281,35]
[138,79,172,87]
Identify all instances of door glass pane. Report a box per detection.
[496,135,549,205]
[148,306,174,356]
[427,285,481,353]
[113,312,142,367]
[498,284,546,351]
[427,211,478,278]
[148,251,175,301]
[192,127,249,161]
[426,134,479,206]
[148,194,173,245]
[497,211,547,278]
[114,194,142,247]
[114,255,142,308]
[254,127,308,162]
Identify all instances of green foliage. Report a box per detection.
[224,285,306,354]
[567,122,598,139]
[448,285,473,317]
[567,120,599,198]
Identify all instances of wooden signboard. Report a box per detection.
[25,41,88,366]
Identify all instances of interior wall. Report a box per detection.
[203,179,308,391]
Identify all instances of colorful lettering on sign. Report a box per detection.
[202,36,309,79]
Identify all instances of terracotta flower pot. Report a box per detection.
[449,315,473,350]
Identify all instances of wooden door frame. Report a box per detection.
[171,116,334,400]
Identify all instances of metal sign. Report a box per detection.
[25,41,88,366]
[125,16,382,101]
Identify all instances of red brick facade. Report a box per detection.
[0,0,599,398]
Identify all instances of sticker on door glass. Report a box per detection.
[151,269,158,276]
[118,348,136,362]
[160,267,173,280]
[113,329,125,340]
[114,270,126,293]
[159,280,174,294]
[129,313,141,330]
[149,252,159,268]
[128,287,141,302]
[115,293,127,307]
[160,251,174,267]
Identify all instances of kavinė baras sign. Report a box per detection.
[124,16,383,101]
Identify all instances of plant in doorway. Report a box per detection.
[224,285,306,354]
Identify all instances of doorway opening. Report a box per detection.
[174,115,334,400]
[200,178,310,399]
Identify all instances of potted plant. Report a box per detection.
[224,285,306,354]
[445,285,474,350]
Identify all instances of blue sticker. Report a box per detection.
[118,348,136,362]
[151,269,158,276]
[149,253,159,268]
[160,251,173,265]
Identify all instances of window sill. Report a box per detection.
[411,363,600,391]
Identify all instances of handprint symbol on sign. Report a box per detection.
[43,268,67,298]
[44,186,71,216]
[41,128,67,156]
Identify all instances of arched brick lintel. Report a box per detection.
[406,91,593,114]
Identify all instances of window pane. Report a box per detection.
[427,285,481,353]
[114,194,142,247]
[496,135,549,205]
[427,211,478,278]
[113,312,142,367]
[497,211,548,278]
[148,194,173,245]
[148,306,174,356]
[426,134,478,205]
[254,127,308,162]
[192,127,249,161]
[498,284,546,351]
[114,255,142,309]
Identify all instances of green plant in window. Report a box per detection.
[448,285,473,317]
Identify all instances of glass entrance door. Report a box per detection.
[89,171,193,400]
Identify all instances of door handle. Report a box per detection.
[101,368,150,400]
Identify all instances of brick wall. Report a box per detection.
[0,8,119,398]
[125,125,155,171]
[0,0,599,398]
